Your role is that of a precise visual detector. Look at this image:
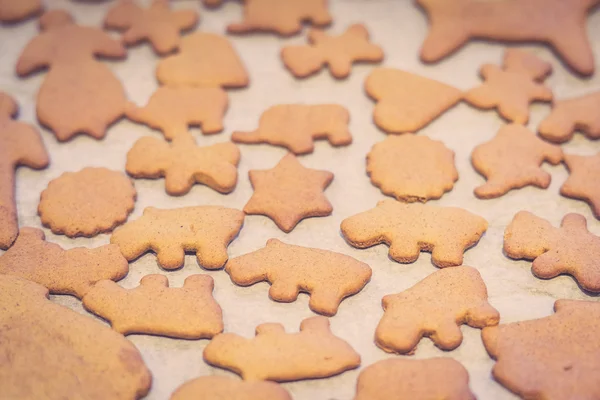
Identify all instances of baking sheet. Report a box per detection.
[2,0,600,399]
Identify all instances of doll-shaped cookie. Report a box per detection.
[170,376,291,400]
[561,152,600,219]
[538,91,600,143]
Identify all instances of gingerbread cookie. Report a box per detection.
[126,135,240,196]
[471,124,563,199]
[376,266,499,354]
[227,0,332,36]
[111,206,244,270]
[0,227,128,298]
[0,92,49,249]
[38,167,136,238]
[365,68,462,133]
[538,91,600,143]
[156,32,249,88]
[367,135,458,202]
[244,154,333,232]
[0,275,151,399]
[83,274,223,339]
[281,24,383,79]
[226,239,372,316]
[354,358,476,400]
[0,0,43,22]
[561,152,600,219]
[416,0,599,76]
[504,211,600,292]
[170,376,292,400]
[231,104,352,154]
[105,0,199,55]
[17,10,128,142]
[204,316,360,381]
[341,200,488,268]
[482,299,600,399]
[125,86,228,140]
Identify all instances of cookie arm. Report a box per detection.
[16,34,53,76]
[90,29,127,59]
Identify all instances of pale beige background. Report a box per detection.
[1,0,600,399]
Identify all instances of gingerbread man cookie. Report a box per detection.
[204,316,360,381]
[231,104,352,154]
[341,200,488,268]
[365,68,462,133]
[170,376,292,400]
[504,211,600,293]
[367,135,458,202]
[111,206,244,270]
[538,91,600,143]
[281,24,383,79]
[471,124,563,199]
[226,239,372,316]
[105,0,199,55]
[561,152,600,219]
[0,0,43,22]
[83,274,223,339]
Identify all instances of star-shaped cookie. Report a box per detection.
[561,152,600,219]
[244,154,333,232]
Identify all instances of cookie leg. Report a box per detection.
[466,302,500,329]
[431,242,464,268]
[156,244,186,270]
[388,240,421,264]
[375,314,422,354]
[308,289,343,316]
[430,318,463,350]
[538,110,575,143]
[196,244,229,270]
[268,280,300,303]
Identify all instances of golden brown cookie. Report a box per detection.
[561,152,600,218]
[125,86,228,140]
[227,0,332,36]
[538,91,600,143]
[170,376,292,400]
[243,153,334,232]
[482,299,600,399]
[504,211,600,292]
[111,206,244,270]
[226,239,372,316]
[365,68,462,133]
[156,32,249,88]
[17,10,128,141]
[0,227,128,298]
[471,124,563,199]
[376,266,499,354]
[104,0,199,55]
[416,0,599,76]
[0,92,49,249]
[341,200,488,268]
[0,0,43,22]
[231,104,352,154]
[203,316,360,381]
[38,167,136,238]
[83,274,223,339]
[126,135,240,196]
[367,135,458,202]
[0,275,151,400]
[354,358,476,400]
[281,24,383,79]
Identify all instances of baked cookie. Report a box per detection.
[38,167,136,238]
[170,376,292,400]
[471,124,563,199]
[0,227,128,298]
[111,206,244,270]
[125,86,228,140]
[83,274,223,339]
[482,299,600,399]
[504,211,600,292]
[0,92,49,249]
[203,316,360,381]
[561,152,600,218]
[416,0,599,76]
[243,154,334,232]
[0,275,151,400]
[0,0,43,22]
[225,239,372,316]
[367,135,458,202]
[365,68,462,133]
[156,32,249,88]
[126,135,240,196]
[538,91,600,143]
[354,358,476,400]
[231,104,351,155]
[341,200,488,268]
[281,24,383,79]
[17,10,128,141]
[227,0,331,36]
[104,0,199,55]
